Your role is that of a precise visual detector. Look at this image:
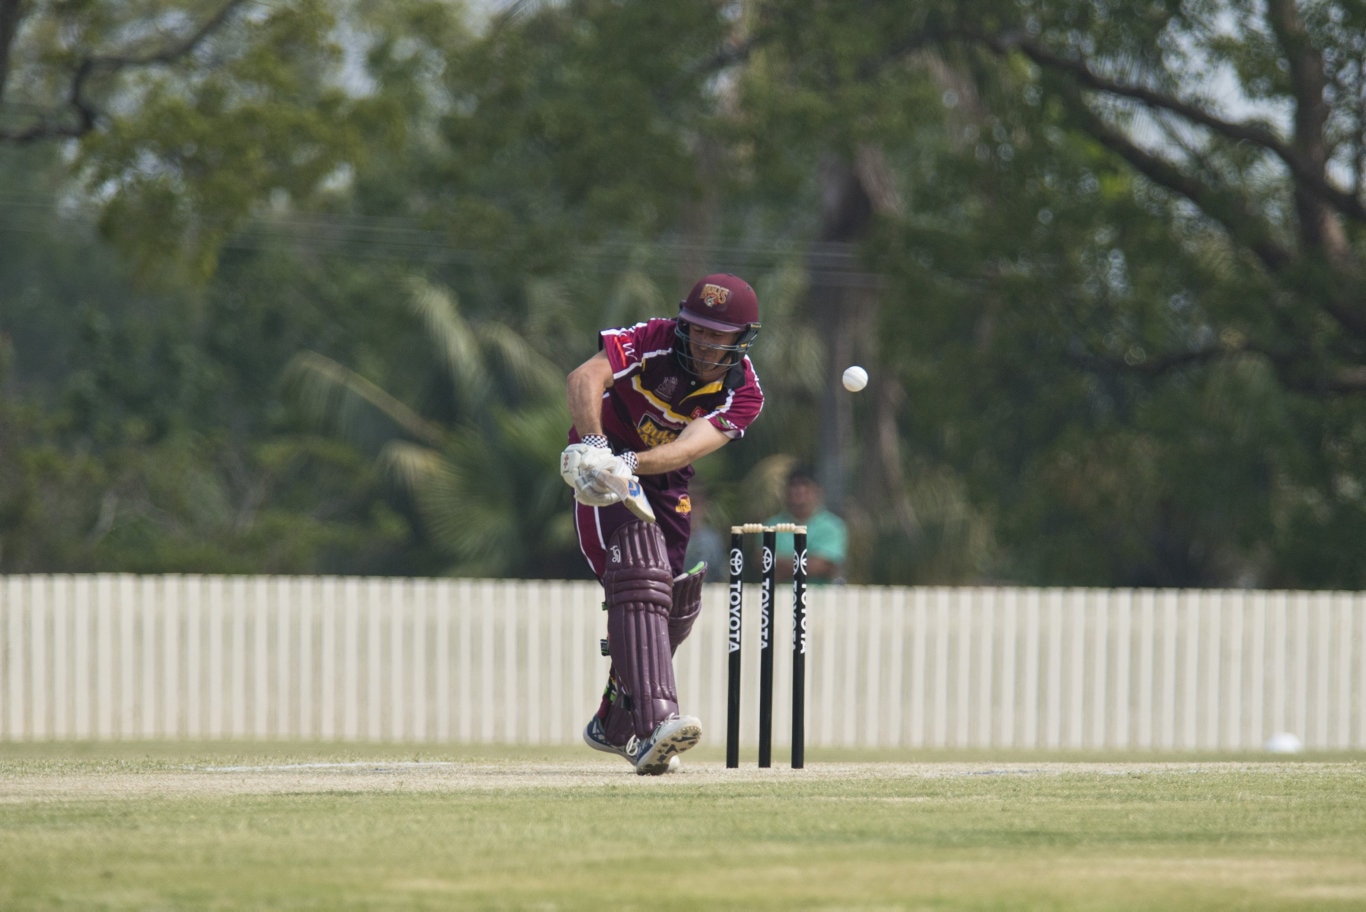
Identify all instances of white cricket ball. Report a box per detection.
[842,365,868,392]
[1264,732,1303,754]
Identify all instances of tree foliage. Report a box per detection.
[284,280,578,578]
[710,0,1366,586]
[3,0,1364,587]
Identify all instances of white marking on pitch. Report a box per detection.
[199,761,461,773]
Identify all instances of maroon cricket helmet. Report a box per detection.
[674,273,761,378]
[678,274,761,334]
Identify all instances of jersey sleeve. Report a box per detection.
[703,360,764,439]
[600,322,649,375]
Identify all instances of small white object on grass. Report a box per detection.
[1264,732,1303,754]
[842,365,868,392]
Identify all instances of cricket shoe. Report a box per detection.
[633,714,702,776]
[583,716,681,772]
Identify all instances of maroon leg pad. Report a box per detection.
[596,561,705,745]
[603,521,677,740]
[669,563,706,654]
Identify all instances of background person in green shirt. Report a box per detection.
[766,465,848,585]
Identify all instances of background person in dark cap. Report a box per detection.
[766,465,847,585]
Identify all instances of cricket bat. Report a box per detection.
[592,470,656,523]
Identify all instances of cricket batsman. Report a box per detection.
[559,273,765,774]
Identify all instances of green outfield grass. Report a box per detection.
[1,742,1363,910]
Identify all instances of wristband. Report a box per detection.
[581,434,610,450]
[620,451,639,473]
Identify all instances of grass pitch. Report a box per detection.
[1,742,1363,910]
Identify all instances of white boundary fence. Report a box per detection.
[2,576,1363,750]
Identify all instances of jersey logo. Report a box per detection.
[677,494,692,515]
[636,414,681,449]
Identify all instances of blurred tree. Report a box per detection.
[5,0,1365,588]
[285,279,580,578]
[0,0,464,283]
[717,0,1366,586]
[0,0,463,574]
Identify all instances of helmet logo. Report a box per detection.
[700,283,731,310]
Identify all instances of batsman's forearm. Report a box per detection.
[635,420,729,475]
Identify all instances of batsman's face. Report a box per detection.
[688,326,743,381]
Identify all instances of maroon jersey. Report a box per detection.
[572,318,764,578]
[598,318,764,450]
